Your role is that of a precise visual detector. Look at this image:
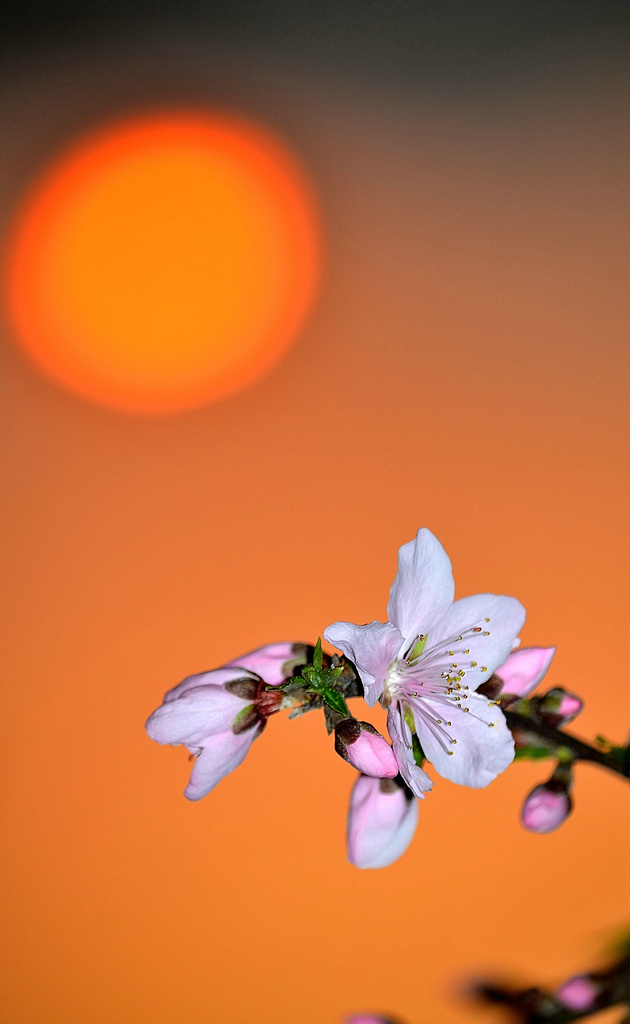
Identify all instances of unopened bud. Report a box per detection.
[521,766,573,833]
[347,774,418,869]
[226,642,311,686]
[555,975,599,1012]
[538,687,584,726]
[345,1016,403,1024]
[494,646,556,699]
[335,719,398,778]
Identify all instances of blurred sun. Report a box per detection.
[3,111,321,414]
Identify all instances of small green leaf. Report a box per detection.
[514,745,554,761]
[320,687,350,717]
[313,637,323,672]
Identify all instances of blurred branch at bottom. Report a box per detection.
[474,944,630,1023]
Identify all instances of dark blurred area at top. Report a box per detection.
[3,0,629,91]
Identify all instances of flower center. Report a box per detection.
[386,618,502,752]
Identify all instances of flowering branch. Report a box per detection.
[503,708,630,779]
[145,528,630,856]
[143,527,630,1024]
[475,941,630,1023]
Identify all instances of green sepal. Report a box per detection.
[412,733,426,768]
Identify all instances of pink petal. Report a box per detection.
[163,665,260,703]
[347,774,419,869]
[387,708,433,797]
[495,646,556,697]
[558,692,583,722]
[146,685,247,746]
[324,620,402,706]
[413,694,514,788]
[387,528,455,641]
[184,727,260,801]
[344,729,399,779]
[225,642,309,686]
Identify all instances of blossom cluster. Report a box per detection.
[145,529,584,867]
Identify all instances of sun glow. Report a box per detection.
[4,111,321,414]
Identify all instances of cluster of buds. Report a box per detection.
[478,645,583,834]
[145,643,311,800]
[145,643,403,827]
[145,637,413,864]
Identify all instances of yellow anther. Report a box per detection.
[472,661,477,667]
[448,650,455,656]
[484,631,490,636]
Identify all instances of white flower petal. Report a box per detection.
[184,727,260,801]
[414,694,514,787]
[387,706,433,797]
[386,528,455,641]
[146,685,247,746]
[324,620,402,706]
[426,593,526,688]
[163,665,260,703]
[346,774,419,869]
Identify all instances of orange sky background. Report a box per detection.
[1,27,629,1024]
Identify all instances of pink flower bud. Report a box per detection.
[347,774,418,869]
[536,687,584,726]
[494,646,556,698]
[521,782,572,833]
[558,692,583,723]
[226,642,310,685]
[335,719,398,778]
[555,975,599,1012]
[345,1017,399,1024]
